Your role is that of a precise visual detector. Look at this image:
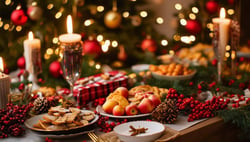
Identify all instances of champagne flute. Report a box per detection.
[60,41,83,99]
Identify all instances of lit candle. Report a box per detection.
[23,31,41,74]
[0,57,10,109]
[59,15,81,43]
[212,8,231,60]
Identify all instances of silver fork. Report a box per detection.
[88,131,99,142]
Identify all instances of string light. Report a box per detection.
[97,6,104,12]
[111,40,118,47]
[192,7,199,13]
[47,4,54,10]
[104,40,111,46]
[173,34,180,41]
[180,36,195,44]
[156,17,164,24]
[180,19,187,26]
[55,8,64,19]
[44,54,50,60]
[95,63,101,69]
[52,37,59,44]
[161,39,168,46]
[16,26,22,32]
[3,24,9,30]
[189,13,196,20]
[123,11,130,18]
[31,2,37,6]
[226,45,231,51]
[227,9,234,15]
[175,3,182,10]
[46,48,53,55]
[102,44,109,53]
[89,60,95,66]
[225,52,230,58]
[207,23,213,30]
[55,48,60,55]
[0,20,3,27]
[84,19,94,26]
[140,11,148,18]
[97,35,103,42]
[5,0,11,5]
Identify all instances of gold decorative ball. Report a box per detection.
[104,11,122,29]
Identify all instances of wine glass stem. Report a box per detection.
[69,83,74,98]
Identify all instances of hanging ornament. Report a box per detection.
[104,0,122,29]
[49,61,62,78]
[141,36,157,53]
[118,45,127,61]
[27,5,43,21]
[11,9,28,25]
[205,1,219,14]
[185,20,202,35]
[82,37,102,57]
[17,56,25,69]
[131,15,141,26]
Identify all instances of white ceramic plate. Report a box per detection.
[131,64,150,73]
[114,120,165,142]
[24,110,99,135]
[151,70,196,81]
[32,130,93,139]
[96,105,151,119]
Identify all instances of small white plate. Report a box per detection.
[96,105,151,119]
[151,70,196,81]
[131,64,150,73]
[114,120,165,142]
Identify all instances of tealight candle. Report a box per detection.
[0,57,10,109]
[59,15,81,43]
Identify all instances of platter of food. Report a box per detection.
[24,106,99,135]
[149,63,196,80]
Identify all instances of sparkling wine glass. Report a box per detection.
[60,41,83,99]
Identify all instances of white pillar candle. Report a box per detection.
[212,8,231,60]
[23,31,41,74]
[59,15,81,43]
[0,57,10,109]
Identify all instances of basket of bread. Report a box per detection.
[149,63,196,80]
[24,106,98,135]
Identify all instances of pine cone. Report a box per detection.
[152,99,178,124]
[31,97,51,114]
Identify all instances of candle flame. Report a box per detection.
[0,57,4,72]
[220,8,226,19]
[28,31,34,40]
[67,15,73,34]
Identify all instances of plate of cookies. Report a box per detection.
[149,63,196,81]
[24,106,98,135]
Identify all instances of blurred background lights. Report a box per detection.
[52,37,59,44]
[47,4,54,10]
[140,11,148,18]
[5,0,11,5]
[189,13,196,20]
[180,19,187,26]
[111,40,118,47]
[226,45,231,51]
[16,26,22,32]
[84,19,94,26]
[175,3,182,10]
[161,39,168,46]
[169,50,175,55]
[192,7,199,13]
[46,48,53,55]
[178,13,184,19]
[227,9,234,15]
[4,24,9,30]
[156,17,164,24]
[97,5,104,12]
[123,11,130,18]
[95,63,101,69]
[97,35,103,42]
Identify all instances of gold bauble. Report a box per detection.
[104,11,122,29]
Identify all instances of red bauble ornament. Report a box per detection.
[49,61,62,78]
[17,56,25,69]
[141,36,157,53]
[227,0,234,5]
[205,1,219,14]
[11,9,28,25]
[185,20,202,35]
[82,38,102,56]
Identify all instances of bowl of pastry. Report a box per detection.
[24,106,98,135]
[114,120,165,142]
[149,63,196,81]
